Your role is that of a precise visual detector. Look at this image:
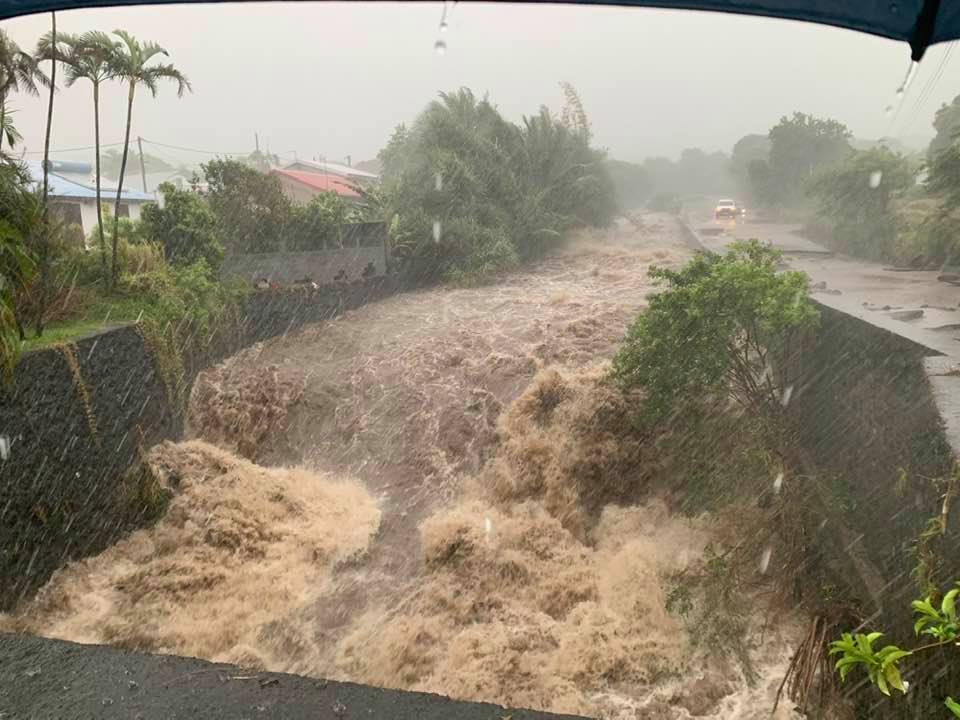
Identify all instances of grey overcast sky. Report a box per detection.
[1,1,957,168]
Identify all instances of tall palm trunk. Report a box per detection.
[0,96,6,152]
[35,11,56,336]
[93,79,108,291]
[110,80,135,290]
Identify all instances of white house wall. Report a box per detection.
[77,200,147,248]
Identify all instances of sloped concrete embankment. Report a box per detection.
[0,275,403,612]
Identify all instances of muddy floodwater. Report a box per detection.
[2,214,804,719]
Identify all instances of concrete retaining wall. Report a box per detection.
[0,274,404,611]
[0,325,176,610]
[790,304,957,617]
[220,246,387,286]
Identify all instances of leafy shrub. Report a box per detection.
[204,159,289,254]
[124,259,246,406]
[139,182,224,268]
[611,240,818,425]
[284,192,361,251]
[443,223,518,285]
[806,148,914,263]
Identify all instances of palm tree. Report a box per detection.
[108,30,190,288]
[0,28,48,153]
[0,110,21,151]
[38,31,119,288]
[35,12,58,335]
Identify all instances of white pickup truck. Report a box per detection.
[714,199,744,220]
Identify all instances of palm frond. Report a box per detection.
[143,63,190,97]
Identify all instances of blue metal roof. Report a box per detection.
[0,0,954,61]
[24,161,154,202]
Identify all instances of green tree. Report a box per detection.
[0,161,38,375]
[285,191,359,251]
[377,123,410,178]
[929,94,960,162]
[606,159,652,210]
[38,31,119,289]
[0,29,47,153]
[611,240,818,424]
[379,86,616,282]
[203,158,290,254]
[639,149,733,197]
[108,30,191,290]
[34,12,58,337]
[0,107,21,150]
[139,182,223,268]
[767,112,852,207]
[730,133,771,201]
[913,143,960,267]
[806,148,914,260]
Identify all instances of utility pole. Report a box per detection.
[255,131,260,153]
[137,136,148,193]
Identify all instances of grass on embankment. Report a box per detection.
[21,295,150,352]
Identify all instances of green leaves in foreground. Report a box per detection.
[912,585,959,643]
[828,632,911,696]
[830,580,960,715]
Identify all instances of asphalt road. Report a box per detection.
[690,216,960,356]
[0,633,587,720]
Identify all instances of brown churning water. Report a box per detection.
[1,215,803,719]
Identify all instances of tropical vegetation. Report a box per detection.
[372,84,616,283]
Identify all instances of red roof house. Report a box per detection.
[270,168,362,204]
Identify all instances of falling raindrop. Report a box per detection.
[780,384,794,407]
[434,39,447,56]
[439,19,449,33]
[760,546,773,573]
[773,472,784,495]
[884,104,894,116]
[484,516,493,542]
[433,220,442,242]
[869,170,883,188]
[0,435,9,461]
[435,171,443,191]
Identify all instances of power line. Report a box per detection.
[22,141,124,155]
[140,138,250,156]
[900,42,955,134]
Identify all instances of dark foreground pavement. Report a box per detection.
[0,634,588,720]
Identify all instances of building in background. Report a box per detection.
[25,161,154,244]
[283,159,378,185]
[270,168,363,205]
